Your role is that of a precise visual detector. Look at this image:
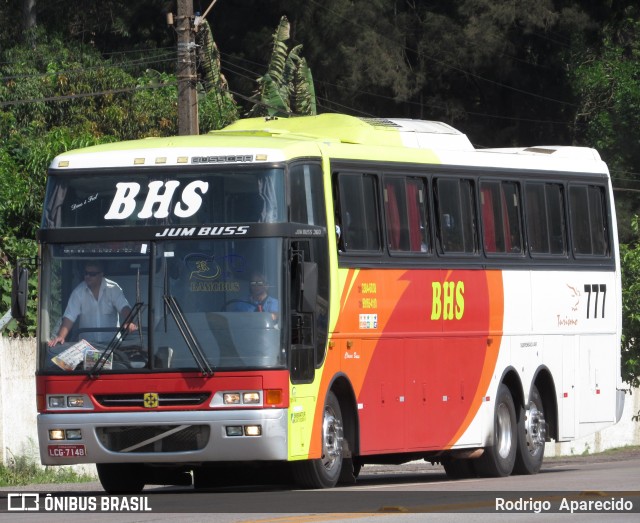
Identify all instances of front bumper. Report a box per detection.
[38,409,288,465]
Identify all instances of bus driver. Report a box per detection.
[228,272,278,313]
[48,262,137,346]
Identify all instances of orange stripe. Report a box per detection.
[444,270,504,447]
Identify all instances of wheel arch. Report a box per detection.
[532,365,558,441]
[327,373,360,458]
[500,366,524,415]
[483,366,523,448]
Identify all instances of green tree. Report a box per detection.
[569,5,640,243]
[248,16,316,117]
[19,1,175,54]
[271,1,595,145]
[0,30,238,335]
[196,19,240,130]
[620,216,640,417]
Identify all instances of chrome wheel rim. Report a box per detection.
[321,404,343,471]
[525,402,546,455]
[496,402,513,459]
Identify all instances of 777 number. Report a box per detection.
[584,283,606,319]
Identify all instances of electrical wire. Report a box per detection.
[0,81,178,108]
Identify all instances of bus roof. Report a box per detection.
[219,114,603,161]
[50,114,607,173]
[216,114,475,151]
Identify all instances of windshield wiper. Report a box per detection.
[90,302,144,377]
[163,294,214,377]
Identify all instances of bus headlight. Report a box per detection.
[49,429,65,440]
[45,394,93,411]
[67,396,85,408]
[224,425,262,437]
[244,425,262,436]
[223,393,241,405]
[48,429,83,440]
[242,392,260,404]
[49,396,66,409]
[225,426,243,437]
[218,391,263,406]
[65,429,82,440]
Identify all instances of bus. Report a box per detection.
[12,113,624,492]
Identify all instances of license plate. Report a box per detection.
[48,444,86,458]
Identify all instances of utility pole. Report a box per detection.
[22,0,36,33]
[176,0,199,135]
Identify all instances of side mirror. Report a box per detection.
[11,265,29,320]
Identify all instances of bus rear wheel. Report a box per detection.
[292,391,344,488]
[97,463,145,494]
[513,385,546,474]
[476,383,517,477]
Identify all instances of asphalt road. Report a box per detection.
[1,448,639,522]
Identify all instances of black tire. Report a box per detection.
[193,465,247,490]
[97,463,145,494]
[292,391,344,488]
[442,456,476,479]
[338,457,358,485]
[513,385,546,475]
[476,383,517,477]
[193,467,224,490]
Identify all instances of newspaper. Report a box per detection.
[51,339,113,371]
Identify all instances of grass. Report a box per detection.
[0,454,95,487]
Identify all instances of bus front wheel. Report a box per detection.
[476,383,517,477]
[292,391,344,488]
[97,463,145,494]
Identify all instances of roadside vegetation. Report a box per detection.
[0,454,95,487]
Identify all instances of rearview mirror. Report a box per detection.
[11,265,29,320]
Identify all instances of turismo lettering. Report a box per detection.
[104,180,209,220]
[431,281,464,320]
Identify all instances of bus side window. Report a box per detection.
[569,184,609,256]
[336,173,381,252]
[289,163,326,227]
[384,176,430,253]
[435,178,477,254]
[480,180,523,255]
[525,182,566,256]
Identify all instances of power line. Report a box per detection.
[0,81,178,108]
[0,53,176,83]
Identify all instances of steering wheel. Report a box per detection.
[223,299,259,312]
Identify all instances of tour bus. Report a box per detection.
[12,113,624,492]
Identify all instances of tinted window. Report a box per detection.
[43,168,286,228]
[384,176,430,253]
[336,173,381,252]
[435,178,477,254]
[480,180,523,254]
[525,182,566,256]
[569,185,609,256]
[289,163,326,227]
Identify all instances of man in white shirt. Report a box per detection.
[48,262,137,346]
